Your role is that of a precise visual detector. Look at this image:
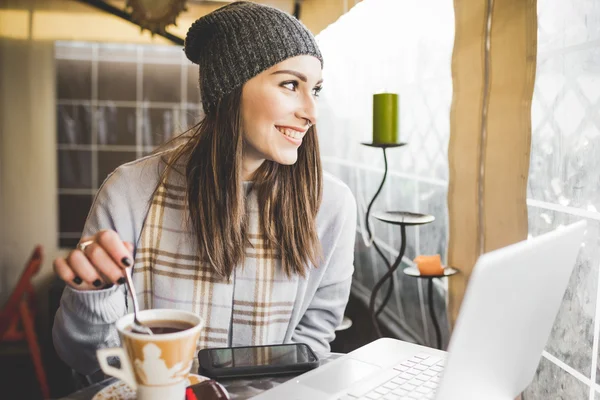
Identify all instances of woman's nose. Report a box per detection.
[297,93,317,127]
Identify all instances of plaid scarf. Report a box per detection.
[131,168,299,350]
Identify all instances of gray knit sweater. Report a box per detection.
[52,151,357,375]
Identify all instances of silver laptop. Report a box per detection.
[254,220,587,400]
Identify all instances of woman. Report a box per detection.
[52,1,356,376]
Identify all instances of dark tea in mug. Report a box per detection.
[129,319,195,334]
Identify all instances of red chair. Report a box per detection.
[0,246,50,399]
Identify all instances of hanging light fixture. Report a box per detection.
[126,0,189,34]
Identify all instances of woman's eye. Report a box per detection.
[312,86,323,97]
[281,81,322,97]
[282,81,298,91]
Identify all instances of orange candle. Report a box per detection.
[414,255,444,276]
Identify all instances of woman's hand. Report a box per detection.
[53,230,134,290]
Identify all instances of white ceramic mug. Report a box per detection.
[97,309,203,400]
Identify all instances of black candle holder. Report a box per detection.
[360,142,461,350]
[368,211,435,336]
[361,142,439,342]
[361,142,408,149]
[403,266,459,349]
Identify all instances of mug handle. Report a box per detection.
[97,347,137,390]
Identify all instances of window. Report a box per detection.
[55,42,202,247]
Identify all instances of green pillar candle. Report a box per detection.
[372,93,399,144]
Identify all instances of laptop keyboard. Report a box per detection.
[338,353,445,400]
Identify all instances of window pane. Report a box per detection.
[142,46,182,64]
[98,61,137,101]
[98,44,138,60]
[187,65,200,105]
[57,104,92,144]
[58,194,93,235]
[143,63,181,103]
[97,151,137,185]
[141,107,180,146]
[313,0,454,347]
[97,105,137,146]
[56,59,92,100]
[58,150,92,189]
[59,236,81,248]
[55,42,93,59]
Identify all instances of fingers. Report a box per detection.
[54,251,102,290]
[95,230,133,270]
[82,241,124,286]
[123,241,134,254]
[54,257,76,286]
[79,235,94,246]
[53,230,135,291]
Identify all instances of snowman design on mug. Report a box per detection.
[134,343,191,385]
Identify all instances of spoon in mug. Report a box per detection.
[124,266,153,335]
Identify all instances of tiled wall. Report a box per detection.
[315,0,454,347]
[525,0,600,398]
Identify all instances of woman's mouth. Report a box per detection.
[276,126,305,144]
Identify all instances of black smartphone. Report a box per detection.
[198,343,320,379]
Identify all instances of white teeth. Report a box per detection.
[276,126,303,140]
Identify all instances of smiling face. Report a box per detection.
[240,55,323,180]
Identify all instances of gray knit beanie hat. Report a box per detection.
[184,1,323,115]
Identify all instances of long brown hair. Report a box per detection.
[161,86,323,280]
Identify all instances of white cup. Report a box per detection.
[97,309,203,400]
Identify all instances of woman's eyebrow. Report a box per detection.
[271,70,324,85]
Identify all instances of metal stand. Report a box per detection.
[361,143,407,337]
[361,142,436,339]
[403,266,459,349]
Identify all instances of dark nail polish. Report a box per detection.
[117,277,126,285]
[73,276,82,285]
[121,257,132,267]
[93,279,103,287]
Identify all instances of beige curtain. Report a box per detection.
[447,0,537,324]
